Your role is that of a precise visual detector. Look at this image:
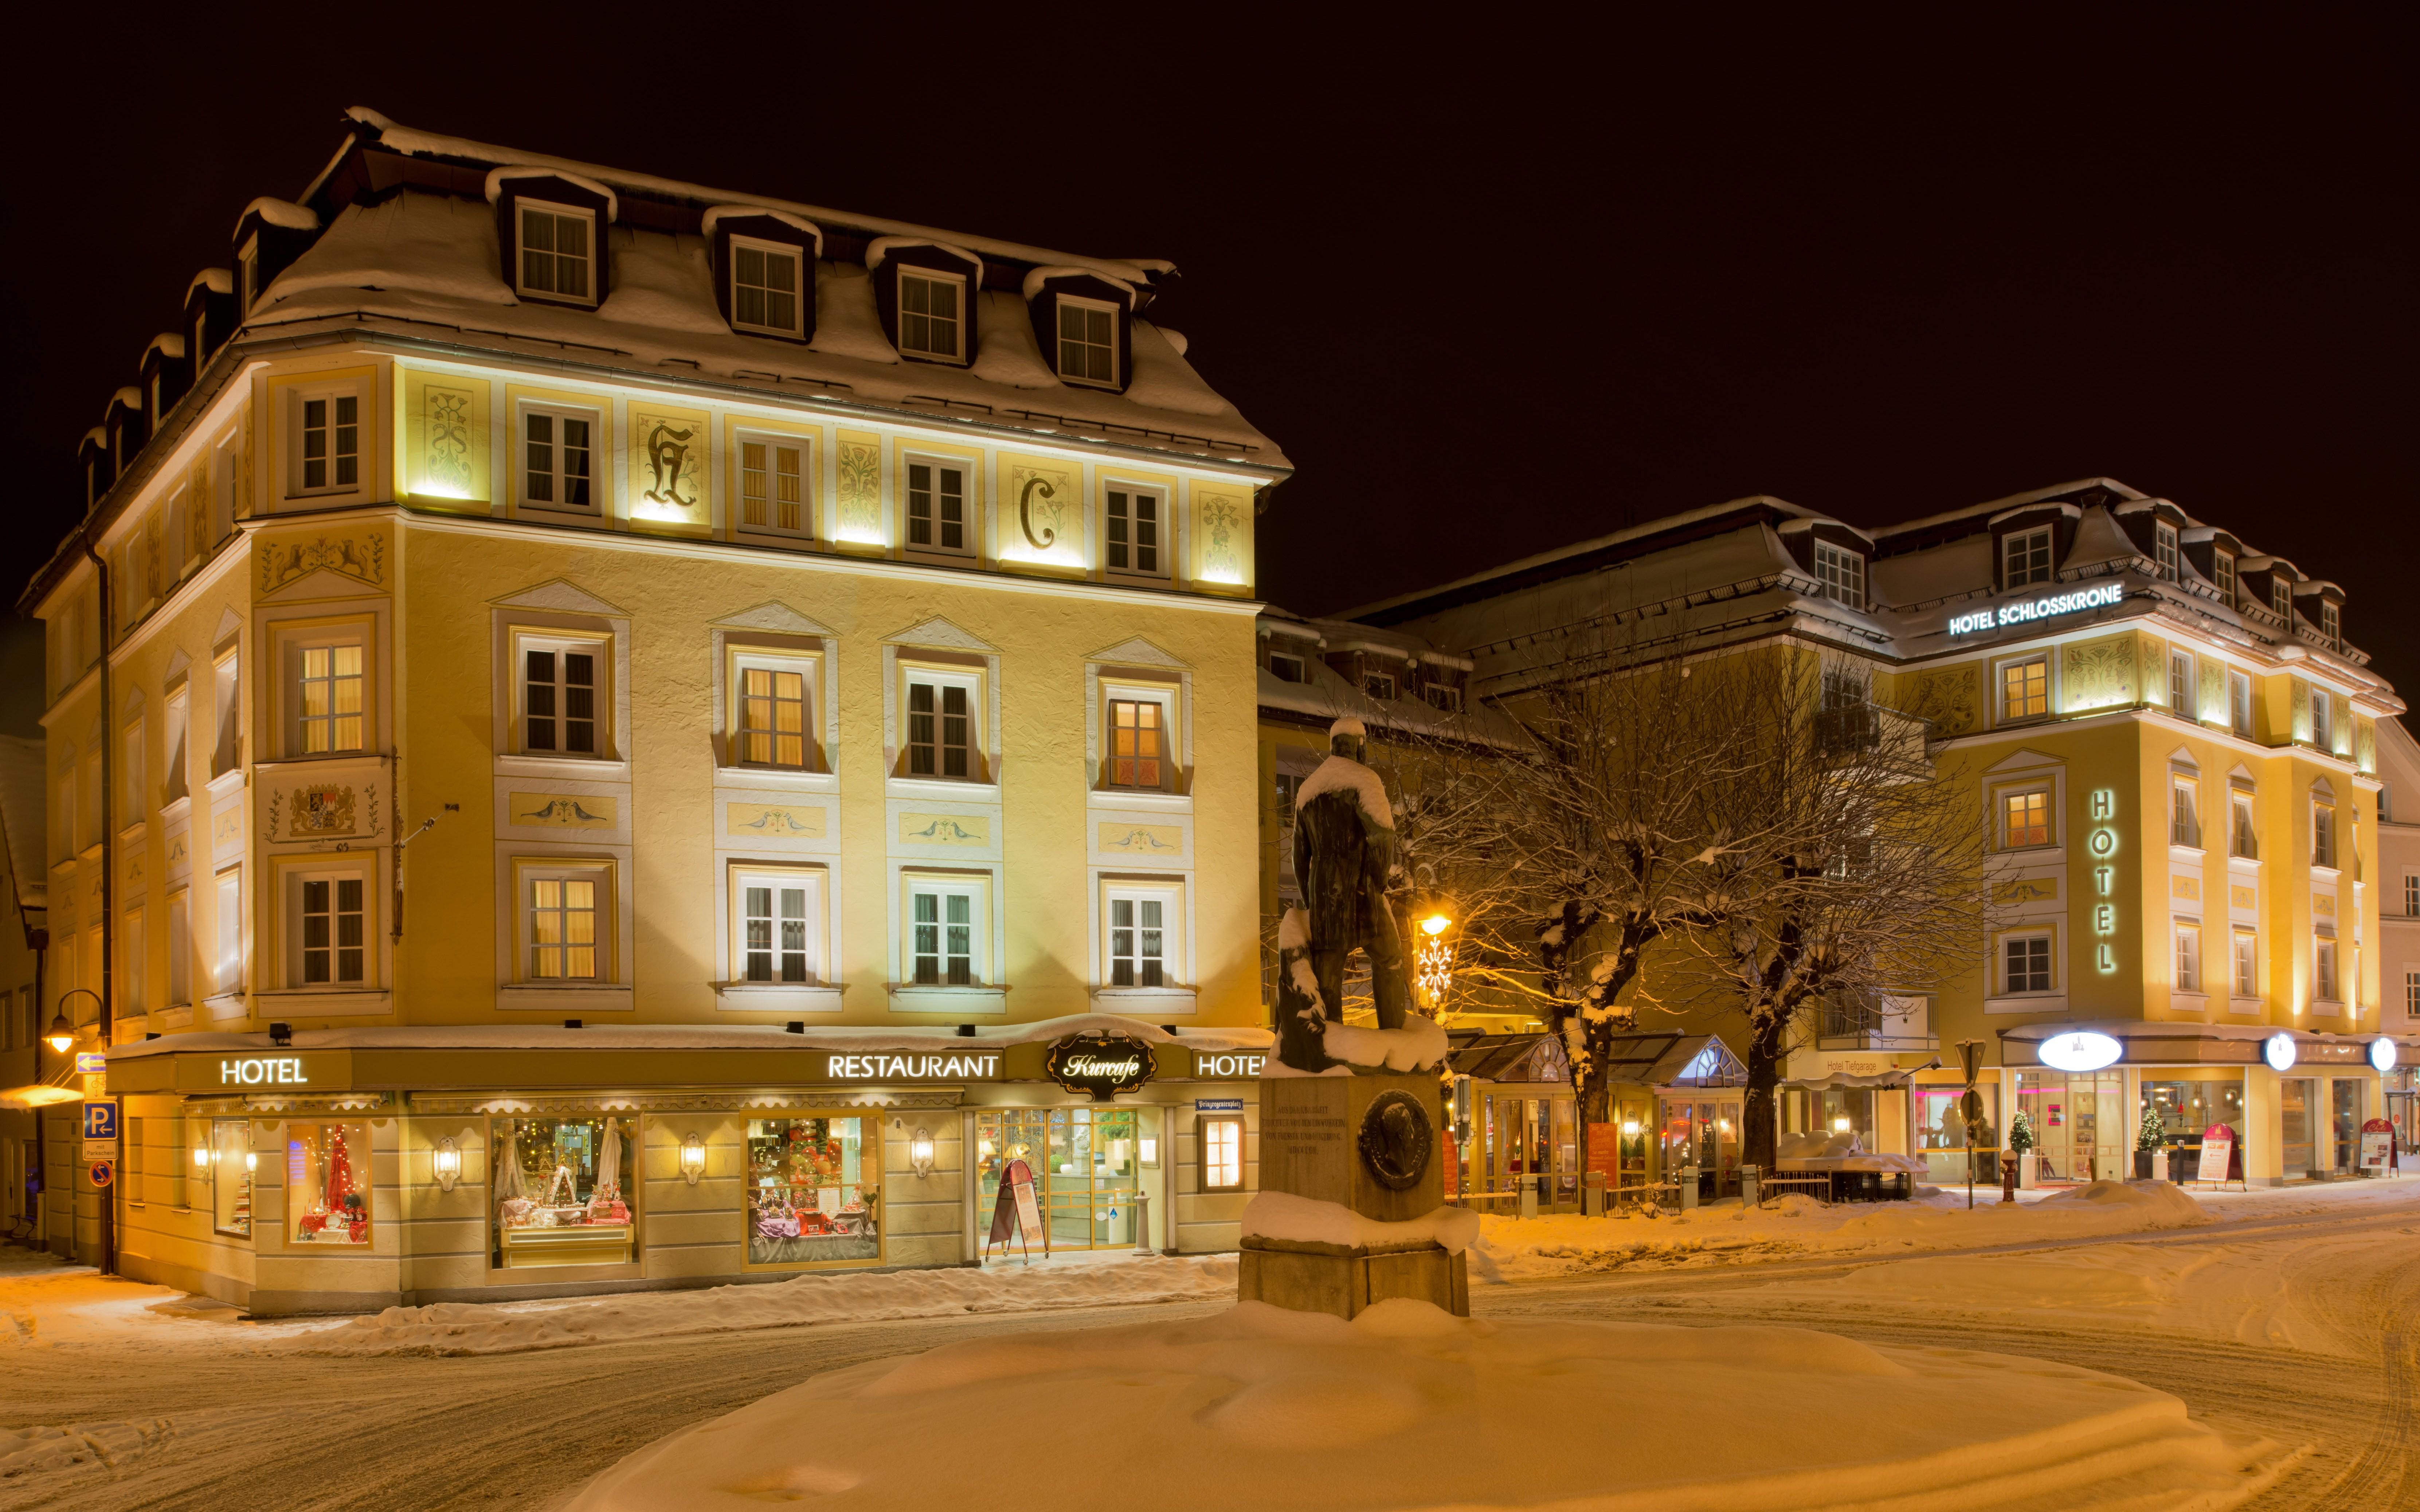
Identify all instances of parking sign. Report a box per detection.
[82,1101,118,1141]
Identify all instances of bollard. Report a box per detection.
[1133,1192,1154,1256]
[1679,1164,1700,1211]
[1519,1176,1539,1220]
[1740,1163,1760,1209]
[2001,1153,2018,1202]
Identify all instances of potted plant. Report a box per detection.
[2008,1109,2039,1189]
[2134,1106,2166,1180]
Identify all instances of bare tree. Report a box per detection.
[1679,655,1992,1172]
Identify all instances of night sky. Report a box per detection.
[7,12,2412,704]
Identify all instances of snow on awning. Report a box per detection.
[1779,1060,1941,1091]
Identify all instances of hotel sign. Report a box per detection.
[1949,583,2122,636]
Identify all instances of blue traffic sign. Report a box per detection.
[81,1101,118,1141]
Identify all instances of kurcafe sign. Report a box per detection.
[1046,1033,1156,1102]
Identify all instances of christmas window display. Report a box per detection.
[286,1121,372,1244]
[746,1116,878,1266]
[491,1115,637,1268]
[211,1118,253,1237]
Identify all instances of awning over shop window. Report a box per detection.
[1779,1060,1942,1092]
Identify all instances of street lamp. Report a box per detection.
[46,988,101,1054]
[1415,912,1454,1009]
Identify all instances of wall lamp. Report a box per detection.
[910,1126,937,1179]
[680,1132,706,1186]
[432,1137,462,1192]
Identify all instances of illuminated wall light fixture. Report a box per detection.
[680,1132,707,1186]
[432,1136,462,1192]
[910,1127,937,1178]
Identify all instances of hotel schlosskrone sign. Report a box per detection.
[1948,582,2122,637]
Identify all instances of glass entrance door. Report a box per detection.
[975,1108,1144,1251]
[2330,1080,2362,1174]
[2279,1079,2314,1179]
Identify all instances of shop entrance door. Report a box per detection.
[2330,1080,2362,1174]
[1659,1097,1743,1198]
[2279,1080,2314,1179]
[975,1108,1144,1250]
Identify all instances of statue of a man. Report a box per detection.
[1278,717,1410,1070]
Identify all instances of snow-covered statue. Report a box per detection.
[1280,717,1410,1071]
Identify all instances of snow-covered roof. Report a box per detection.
[484,163,619,219]
[244,188,1276,463]
[700,205,823,254]
[235,195,318,237]
[1022,265,1136,304]
[864,236,983,278]
[185,267,233,299]
[110,386,142,411]
[346,107,1163,290]
[142,332,186,364]
[1874,477,2150,541]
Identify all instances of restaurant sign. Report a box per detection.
[1045,1033,1156,1102]
[822,1052,1002,1082]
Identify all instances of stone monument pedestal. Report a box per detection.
[1238,1070,1469,1320]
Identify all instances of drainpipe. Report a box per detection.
[28,936,44,1247]
[80,538,115,1276]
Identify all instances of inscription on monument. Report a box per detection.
[1261,1100,1352,1205]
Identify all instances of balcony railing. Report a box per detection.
[1814,992,1936,1051]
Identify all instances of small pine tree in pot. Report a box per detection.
[2007,1109,2037,1154]
[2135,1105,2166,1179]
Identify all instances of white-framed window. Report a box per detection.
[286,632,366,757]
[2320,602,2340,650]
[1426,682,1463,713]
[2314,936,2337,1001]
[1104,486,1163,575]
[1056,295,1118,386]
[2168,649,2193,717]
[215,866,244,994]
[2000,786,2053,850]
[516,632,606,757]
[282,862,369,987]
[2174,920,2200,992]
[2170,776,2201,848]
[2214,551,2236,604]
[733,655,812,769]
[1268,652,1306,684]
[1363,671,1397,701]
[729,236,804,337]
[732,866,825,984]
[2233,930,2257,996]
[2004,526,2053,588]
[1200,1115,1244,1193]
[521,404,599,513]
[1105,690,1172,791]
[2230,789,2258,859]
[520,862,608,982]
[167,888,191,1008]
[2229,670,2252,737]
[904,669,979,780]
[211,648,241,776]
[2154,521,2180,581]
[904,457,970,554]
[2000,656,2049,723]
[2310,688,2333,751]
[905,877,982,986]
[896,269,964,360]
[288,385,361,497]
[1104,881,1181,987]
[2271,578,2292,618]
[515,199,595,302]
[122,907,146,1016]
[1813,541,1865,609]
[2407,970,2420,1020]
[161,686,189,805]
[2002,932,2053,995]
[2312,798,2336,869]
[2405,873,2419,918]
[735,432,810,537]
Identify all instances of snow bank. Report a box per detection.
[1473,1180,2213,1280]
[1241,1191,1480,1255]
[285,1253,1234,1358]
[567,1300,2282,1512]
[1320,1014,1449,1072]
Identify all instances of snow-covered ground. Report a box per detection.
[0,1179,2410,1509]
[566,1298,2286,1512]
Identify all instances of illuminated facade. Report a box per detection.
[30,111,1280,1307]
[1333,480,2410,1188]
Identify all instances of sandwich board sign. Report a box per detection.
[2358,1118,2396,1174]
[2194,1124,2237,1185]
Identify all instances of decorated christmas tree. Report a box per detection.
[2135,1105,2166,1152]
[2008,1109,2037,1154]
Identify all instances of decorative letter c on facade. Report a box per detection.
[1019,474,1057,551]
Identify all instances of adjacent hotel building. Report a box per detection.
[32,111,1281,1310]
[1283,481,2414,1194]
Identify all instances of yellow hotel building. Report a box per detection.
[1324,480,2412,1192]
[30,111,1280,1311]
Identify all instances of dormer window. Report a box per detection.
[1813,541,1865,610]
[238,236,259,313]
[2319,601,2340,650]
[516,201,594,301]
[2272,578,2292,618]
[2004,526,2053,588]
[2154,521,2179,581]
[2213,551,2236,604]
[1057,296,1119,387]
[729,238,803,338]
[1268,652,1306,683]
[898,270,964,360]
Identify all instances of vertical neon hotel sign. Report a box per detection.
[2089,789,2118,974]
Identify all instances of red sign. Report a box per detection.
[986,1158,1041,1254]
[2359,1118,2397,1173]
[2195,1124,2238,1184]
[89,1161,113,1188]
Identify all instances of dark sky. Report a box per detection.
[8,11,2413,703]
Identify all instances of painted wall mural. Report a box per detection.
[898,812,989,846]
[259,532,387,593]
[1908,666,1978,736]
[1196,490,1248,584]
[836,434,882,541]
[2063,636,2137,712]
[1099,823,1184,856]
[1004,461,1075,559]
[512,793,618,829]
[630,405,709,523]
[726,803,826,839]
